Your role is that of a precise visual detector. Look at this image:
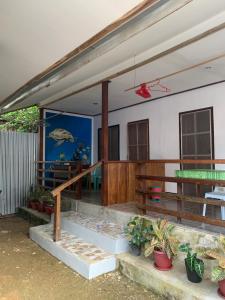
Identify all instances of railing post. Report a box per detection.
[177,182,182,223]
[75,162,82,199]
[54,193,61,242]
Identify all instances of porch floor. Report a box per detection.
[109,201,225,235]
[62,188,225,235]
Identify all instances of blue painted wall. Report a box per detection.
[44,111,92,164]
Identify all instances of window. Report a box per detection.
[179,107,214,196]
[128,119,149,160]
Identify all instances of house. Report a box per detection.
[1,1,225,298]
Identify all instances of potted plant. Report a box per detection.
[144,219,179,270]
[27,185,41,210]
[196,245,218,280]
[42,192,54,215]
[124,216,152,256]
[179,243,204,283]
[206,235,225,297]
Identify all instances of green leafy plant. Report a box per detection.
[144,219,179,259]
[124,216,152,248]
[0,106,39,132]
[179,243,204,278]
[29,185,54,204]
[205,235,225,281]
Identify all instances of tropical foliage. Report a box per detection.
[179,243,204,278]
[144,219,179,259]
[206,235,225,281]
[124,216,152,248]
[0,106,39,132]
[29,185,54,204]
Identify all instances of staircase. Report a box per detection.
[30,210,129,279]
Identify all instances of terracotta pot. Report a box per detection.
[30,201,38,210]
[219,279,225,298]
[154,250,172,270]
[36,202,44,212]
[44,205,54,215]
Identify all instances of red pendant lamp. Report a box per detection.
[135,83,151,99]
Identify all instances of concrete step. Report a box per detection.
[118,253,220,300]
[59,211,129,254]
[30,224,116,279]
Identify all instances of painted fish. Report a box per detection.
[48,128,76,147]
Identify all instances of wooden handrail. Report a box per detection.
[137,190,225,207]
[136,173,225,228]
[136,175,225,186]
[36,160,77,163]
[51,161,102,241]
[105,159,225,164]
[51,161,102,197]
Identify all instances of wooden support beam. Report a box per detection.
[54,193,61,241]
[38,108,44,186]
[75,162,82,199]
[101,81,110,206]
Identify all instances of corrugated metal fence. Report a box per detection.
[0,131,38,215]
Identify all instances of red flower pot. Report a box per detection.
[153,250,172,271]
[30,201,38,210]
[218,279,225,298]
[37,202,45,212]
[150,186,161,202]
[44,205,54,215]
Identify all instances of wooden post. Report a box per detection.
[38,108,44,186]
[54,193,61,241]
[75,162,82,199]
[101,81,110,206]
[177,182,182,223]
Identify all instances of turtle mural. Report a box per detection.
[45,111,92,163]
[48,128,76,147]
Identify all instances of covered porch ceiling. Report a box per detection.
[1,0,225,115]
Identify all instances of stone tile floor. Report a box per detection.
[39,224,114,263]
[64,212,126,239]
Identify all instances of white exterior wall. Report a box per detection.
[93,82,225,191]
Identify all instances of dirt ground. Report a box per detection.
[0,216,161,300]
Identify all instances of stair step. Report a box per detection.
[60,211,129,254]
[30,224,116,279]
[118,253,219,300]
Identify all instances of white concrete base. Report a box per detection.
[60,211,129,254]
[30,224,116,279]
[118,253,220,300]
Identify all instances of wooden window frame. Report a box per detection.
[179,106,215,162]
[127,118,149,160]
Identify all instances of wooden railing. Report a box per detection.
[36,161,81,190]
[51,161,102,241]
[136,159,225,228]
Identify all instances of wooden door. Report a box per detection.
[128,119,149,160]
[98,125,120,161]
